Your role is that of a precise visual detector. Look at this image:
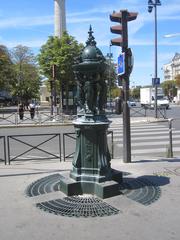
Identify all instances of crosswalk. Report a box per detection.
[109,121,180,159]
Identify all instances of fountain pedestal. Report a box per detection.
[60,115,122,199]
[60,26,122,198]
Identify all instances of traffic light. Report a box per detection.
[110,10,138,163]
[110,10,138,49]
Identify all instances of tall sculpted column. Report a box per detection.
[54,0,66,37]
[60,27,122,199]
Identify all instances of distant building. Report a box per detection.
[40,84,50,106]
[163,53,180,81]
[163,53,180,104]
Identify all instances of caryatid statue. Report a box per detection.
[73,26,107,115]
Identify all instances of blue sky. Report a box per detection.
[0,0,180,86]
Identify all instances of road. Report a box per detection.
[109,104,180,160]
[109,120,180,160]
[1,103,180,164]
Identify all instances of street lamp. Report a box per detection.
[148,0,161,118]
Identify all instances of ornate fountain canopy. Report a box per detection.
[73,26,106,73]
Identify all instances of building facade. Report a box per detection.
[163,53,180,81]
[163,53,180,103]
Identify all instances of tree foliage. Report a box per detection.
[10,45,41,103]
[38,33,83,89]
[175,74,180,88]
[130,86,141,99]
[0,45,15,90]
[111,87,122,98]
[161,80,176,97]
[104,59,117,98]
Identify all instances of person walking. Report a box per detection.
[29,102,35,119]
[18,103,24,120]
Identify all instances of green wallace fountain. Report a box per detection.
[60,26,122,198]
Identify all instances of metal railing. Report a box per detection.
[0,136,6,164]
[7,133,61,164]
[130,105,167,118]
[157,118,180,158]
[0,117,180,165]
[0,111,75,126]
[130,107,146,117]
[63,132,76,161]
[0,106,169,126]
[0,112,17,125]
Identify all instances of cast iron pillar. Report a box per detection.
[60,26,122,198]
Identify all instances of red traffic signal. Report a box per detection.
[110,25,122,34]
[110,10,138,47]
[110,11,138,23]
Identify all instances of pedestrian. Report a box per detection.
[29,102,35,119]
[18,103,24,120]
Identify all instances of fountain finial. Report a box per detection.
[86,25,96,46]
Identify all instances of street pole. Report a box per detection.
[122,11,131,163]
[110,10,138,163]
[148,0,161,118]
[52,64,57,108]
[154,4,158,118]
[50,79,54,116]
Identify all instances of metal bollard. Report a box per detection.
[38,112,42,125]
[168,118,173,158]
[15,112,18,125]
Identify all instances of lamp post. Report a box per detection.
[148,0,161,118]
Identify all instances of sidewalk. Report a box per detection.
[0,156,180,240]
[109,116,159,124]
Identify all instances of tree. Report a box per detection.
[175,74,180,88]
[111,87,122,98]
[11,45,41,104]
[0,45,15,91]
[38,33,83,111]
[130,86,141,99]
[161,80,176,98]
[104,59,117,100]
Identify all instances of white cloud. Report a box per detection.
[68,16,105,24]
[129,38,180,46]
[0,16,53,29]
[1,39,47,48]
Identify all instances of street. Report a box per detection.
[0,103,180,164]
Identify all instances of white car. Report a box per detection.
[128,100,136,107]
[151,96,169,109]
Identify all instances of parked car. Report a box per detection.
[128,100,136,107]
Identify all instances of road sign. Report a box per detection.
[117,53,125,76]
[152,77,160,86]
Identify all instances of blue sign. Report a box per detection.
[117,53,125,76]
[152,77,160,86]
